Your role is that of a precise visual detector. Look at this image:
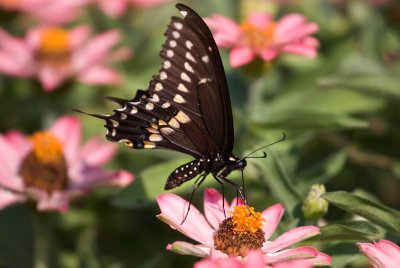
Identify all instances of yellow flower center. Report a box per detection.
[230,205,265,233]
[37,27,71,66]
[240,21,276,50]
[20,131,69,193]
[214,205,265,257]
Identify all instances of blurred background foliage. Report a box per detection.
[1,0,400,267]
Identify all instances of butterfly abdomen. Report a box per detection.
[165,159,208,190]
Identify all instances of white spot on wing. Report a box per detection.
[198,78,212,85]
[173,94,185,103]
[180,10,188,17]
[151,94,159,102]
[185,40,193,49]
[177,83,189,93]
[155,82,163,91]
[202,55,209,63]
[175,111,190,123]
[130,106,138,114]
[160,127,174,134]
[166,50,174,58]
[149,134,163,142]
[111,129,116,136]
[161,102,171,108]
[172,31,180,39]
[184,62,194,73]
[169,40,177,47]
[163,60,171,69]
[168,118,180,128]
[174,22,183,30]
[120,113,127,120]
[160,71,168,80]
[110,119,119,127]
[185,52,196,62]
[145,102,154,110]
[181,72,191,83]
[117,106,127,112]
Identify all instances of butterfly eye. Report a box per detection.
[237,160,247,169]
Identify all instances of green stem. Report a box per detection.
[32,212,51,268]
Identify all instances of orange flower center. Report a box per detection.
[0,0,21,10]
[37,27,71,66]
[19,131,69,193]
[214,205,265,257]
[240,21,276,50]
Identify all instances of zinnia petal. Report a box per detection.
[204,188,229,230]
[264,246,318,264]
[157,193,214,246]
[261,203,285,240]
[168,241,210,258]
[229,47,255,67]
[264,226,320,253]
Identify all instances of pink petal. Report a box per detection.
[4,131,31,156]
[264,226,320,253]
[261,203,285,240]
[307,252,331,266]
[204,15,241,48]
[98,0,128,17]
[74,30,121,73]
[0,135,25,191]
[69,25,91,50]
[246,250,266,268]
[50,115,81,163]
[0,29,34,76]
[78,65,122,85]
[358,241,400,268]
[38,66,70,91]
[204,188,229,230]
[36,191,70,213]
[194,258,243,268]
[247,12,273,28]
[229,47,255,67]
[272,260,312,268]
[0,189,26,209]
[376,240,400,260]
[259,48,279,61]
[264,246,318,264]
[168,241,210,258]
[157,193,214,246]
[107,170,134,186]
[275,14,319,45]
[77,137,116,167]
[70,168,132,188]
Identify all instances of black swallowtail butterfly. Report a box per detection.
[79,4,283,195]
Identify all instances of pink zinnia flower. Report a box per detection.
[96,0,169,18]
[157,188,330,266]
[0,25,131,91]
[195,249,314,268]
[205,12,319,67]
[0,115,134,212]
[357,239,400,268]
[0,0,91,24]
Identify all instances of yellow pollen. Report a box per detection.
[30,131,64,165]
[230,205,265,234]
[240,21,276,50]
[39,27,70,56]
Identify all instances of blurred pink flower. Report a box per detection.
[0,0,91,24]
[96,0,169,18]
[205,12,319,67]
[195,249,314,268]
[157,188,330,266]
[0,115,134,212]
[357,240,400,268]
[0,25,131,91]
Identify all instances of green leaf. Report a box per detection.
[255,149,302,218]
[314,220,380,241]
[254,111,368,130]
[297,151,347,192]
[0,206,33,267]
[318,74,400,99]
[322,191,400,233]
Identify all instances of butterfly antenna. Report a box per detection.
[241,132,286,160]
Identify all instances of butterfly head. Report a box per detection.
[228,156,247,171]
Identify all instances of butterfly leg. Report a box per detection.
[212,175,227,219]
[218,175,248,206]
[181,172,208,225]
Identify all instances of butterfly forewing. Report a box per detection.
[85,4,237,189]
